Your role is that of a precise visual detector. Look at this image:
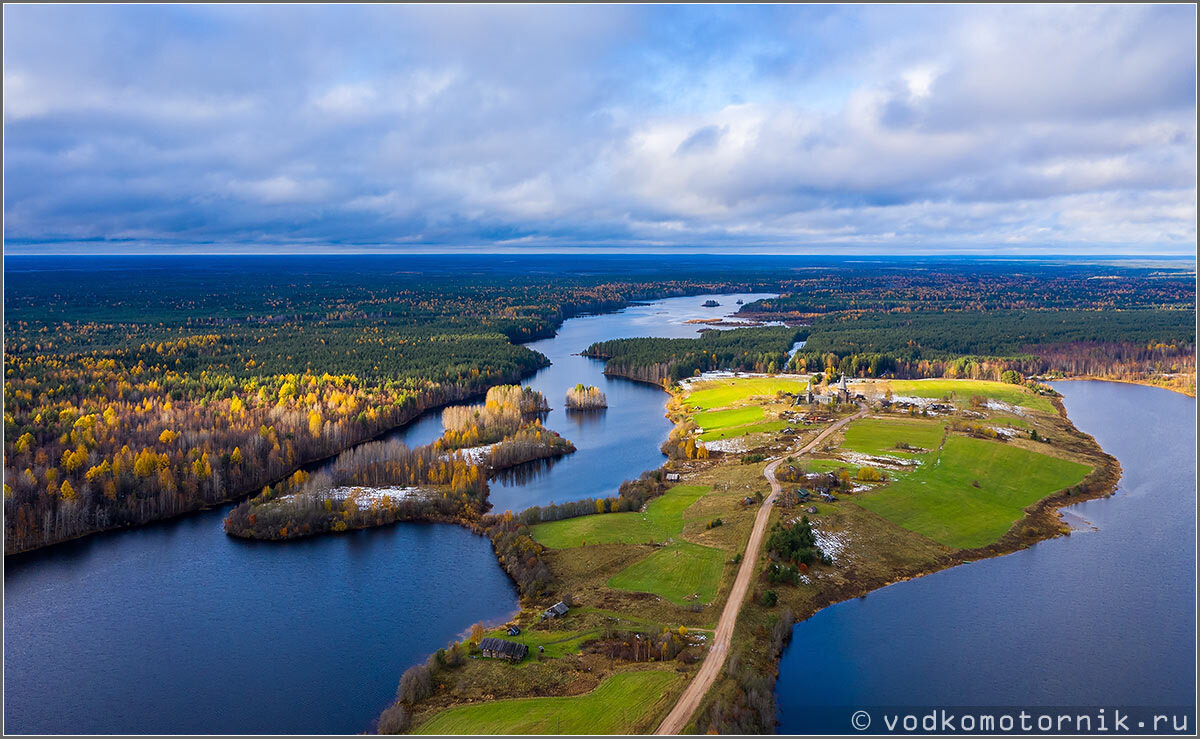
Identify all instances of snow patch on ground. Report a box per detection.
[281,485,431,510]
[700,437,750,453]
[812,525,850,563]
[456,443,499,464]
[838,450,920,468]
[985,399,1027,416]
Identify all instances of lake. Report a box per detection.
[775,380,1197,732]
[3,291,772,735]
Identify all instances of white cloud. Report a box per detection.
[2,4,1194,252]
[227,176,329,205]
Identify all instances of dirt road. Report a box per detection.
[654,405,867,735]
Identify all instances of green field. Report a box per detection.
[607,540,727,606]
[531,485,709,549]
[806,458,858,474]
[414,670,682,734]
[881,379,1057,413]
[694,405,765,430]
[685,376,807,410]
[856,435,1091,549]
[841,417,945,458]
[698,420,787,442]
[992,415,1032,429]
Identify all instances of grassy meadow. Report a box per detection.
[530,485,709,549]
[413,670,682,734]
[856,435,1091,549]
[872,379,1057,413]
[693,405,765,430]
[840,417,945,457]
[684,376,807,410]
[607,540,728,606]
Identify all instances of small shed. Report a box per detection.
[507,624,522,636]
[542,601,569,619]
[806,505,819,514]
[665,473,681,482]
[479,638,528,662]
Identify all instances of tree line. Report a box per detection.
[584,326,804,383]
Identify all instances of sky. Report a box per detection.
[3,4,1197,255]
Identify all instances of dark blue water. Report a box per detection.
[776,381,1197,732]
[3,291,771,735]
[3,517,517,735]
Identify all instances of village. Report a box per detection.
[379,372,1112,735]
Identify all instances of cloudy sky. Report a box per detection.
[3,4,1196,254]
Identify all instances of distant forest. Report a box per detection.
[4,256,1195,552]
[789,308,1196,381]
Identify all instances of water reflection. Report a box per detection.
[489,456,563,487]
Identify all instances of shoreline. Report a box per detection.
[1049,374,1196,398]
[731,393,1123,734]
[670,383,1123,734]
[383,377,1122,735]
[3,370,541,558]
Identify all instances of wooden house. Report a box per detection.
[479,637,528,662]
[542,601,569,620]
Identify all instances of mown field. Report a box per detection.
[855,435,1091,549]
[607,540,728,606]
[684,376,807,410]
[840,417,945,458]
[874,379,1057,413]
[694,405,765,430]
[413,670,682,734]
[530,485,709,549]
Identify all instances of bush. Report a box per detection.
[377,703,411,734]
[396,664,433,705]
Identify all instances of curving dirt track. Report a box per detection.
[654,405,867,735]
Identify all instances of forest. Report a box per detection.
[5,255,1195,552]
[584,326,804,383]
[788,308,1195,383]
[4,260,766,553]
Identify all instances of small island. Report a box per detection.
[702,299,720,307]
[565,383,608,410]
